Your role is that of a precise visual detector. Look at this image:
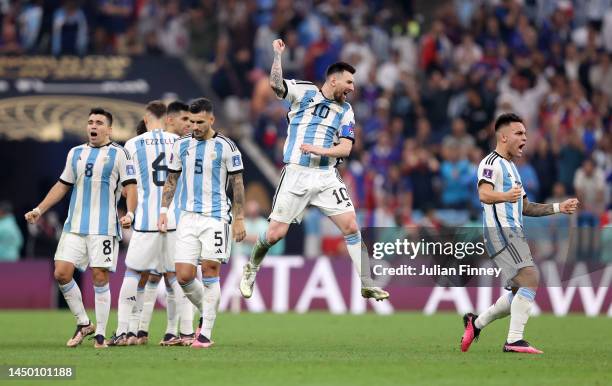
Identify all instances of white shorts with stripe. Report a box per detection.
[174,212,232,265]
[491,232,534,288]
[269,163,355,224]
[125,231,176,273]
[54,232,119,272]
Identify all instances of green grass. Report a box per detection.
[0,311,610,386]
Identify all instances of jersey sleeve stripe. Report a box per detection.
[122,178,137,186]
[339,136,355,143]
[112,142,131,159]
[227,169,243,175]
[295,81,314,85]
[59,178,73,186]
[282,79,289,99]
[217,135,237,151]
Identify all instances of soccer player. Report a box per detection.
[25,107,137,348]
[131,101,196,346]
[107,101,189,346]
[461,113,579,354]
[158,97,246,348]
[239,39,388,301]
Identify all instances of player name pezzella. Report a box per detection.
[139,138,175,145]
[373,264,502,277]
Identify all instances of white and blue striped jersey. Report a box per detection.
[281,79,355,169]
[124,129,179,232]
[478,151,527,255]
[59,142,136,237]
[168,133,243,222]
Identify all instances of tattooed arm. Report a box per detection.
[270,39,286,98]
[522,196,579,217]
[230,172,246,242]
[158,171,180,232]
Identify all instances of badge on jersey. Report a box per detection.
[127,165,135,176]
[340,123,355,139]
[232,155,242,167]
[483,168,493,179]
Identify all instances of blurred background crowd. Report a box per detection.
[1,0,611,261]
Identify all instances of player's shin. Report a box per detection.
[165,276,182,336]
[507,288,536,343]
[249,232,273,268]
[128,286,145,334]
[475,291,514,330]
[58,279,89,326]
[179,294,194,335]
[201,277,220,339]
[180,278,204,314]
[139,280,159,333]
[117,271,139,335]
[344,232,374,287]
[94,283,111,337]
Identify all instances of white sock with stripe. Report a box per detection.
[128,286,145,334]
[179,291,194,335]
[201,277,220,340]
[58,279,89,326]
[117,271,139,335]
[165,276,182,336]
[507,288,536,343]
[94,283,111,337]
[138,280,159,333]
[180,278,203,314]
[344,232,373,287]
[475,292,514,330]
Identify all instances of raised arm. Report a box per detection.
[230,172,246,242]
[270,39,286,98]
[24,182,71,223]
[522,196,579,217]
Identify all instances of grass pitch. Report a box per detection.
[1,311,610,386]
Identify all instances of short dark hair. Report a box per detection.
[136,119,147,135]
[494,113,523,131]
[326,62,356,78]
[89,107,113,126]
[167,101,189,115]
[189,98,213,114]
[145,100,167,119]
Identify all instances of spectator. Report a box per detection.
[0,201,23,261]
[574,157,606,260]
[97,0,134,48]
[515,155,540,201]
[442,117,475,158]
[439,144,472,209]
[51,0,88,56]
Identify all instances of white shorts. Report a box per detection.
[174,212,232,265]
[125,231,176,273]
[54,232,119,272]
[269,164,355,224]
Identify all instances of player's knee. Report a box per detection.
[201,261,220,277]
[148,273,162,284]
[176,271,194,285]
[53,268,72,284]
[91,269,109,286]
[266,228,286,244]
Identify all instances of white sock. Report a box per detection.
[129,286,145,334]
[138,280,159,333]
[344,232,373,287]
[58,279,89,326]
[475,292,514,330]
[179,295,194,335]
[180,278,203,314]
[94,283,111,337]
[507,288,536,343]
[165,277,179,336]
[117,271,139,335]
[201,277,220,340]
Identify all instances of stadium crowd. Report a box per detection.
[1,0,611,260]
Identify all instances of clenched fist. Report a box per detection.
[272,39,285,55]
